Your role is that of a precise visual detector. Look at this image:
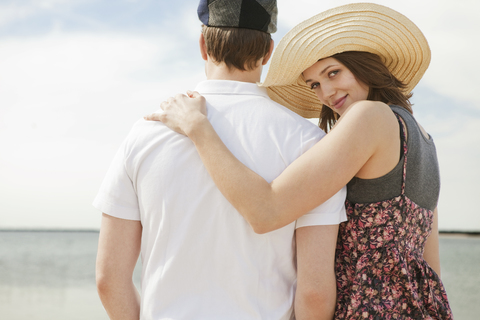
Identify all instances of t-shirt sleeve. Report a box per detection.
[92,139,140,221]
[295,186,347,228]
[293,120,347,228]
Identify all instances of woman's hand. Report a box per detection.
[144,91,207,136]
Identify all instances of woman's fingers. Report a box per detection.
[189,91,207,115]
[143,113,163,121]
[144,111,187,135]
[187,90,201,99]
[143,91,207,136]
[160,100,169,111]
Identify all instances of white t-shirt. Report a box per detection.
[93,80,347,320]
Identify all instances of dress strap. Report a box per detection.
[394,113,408,195]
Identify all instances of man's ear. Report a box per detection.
[262,39,274,66]
[199,33,208,61]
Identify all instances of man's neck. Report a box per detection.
[205,60,262,83]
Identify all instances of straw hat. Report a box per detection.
[260,3,431,118]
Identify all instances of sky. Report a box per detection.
[0,0,479,232]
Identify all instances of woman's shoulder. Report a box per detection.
[345,100,392,117]
[339,100,396,129]
[338,102,402,180]
[330,101,399,155]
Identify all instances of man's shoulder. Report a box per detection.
[121,114,184,153]
[129,111,174,135]
[258,97,324,136]
[269,98,320,125]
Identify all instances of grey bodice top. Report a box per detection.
[347,105,440,211]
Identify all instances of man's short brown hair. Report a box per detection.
[202,25,272,71]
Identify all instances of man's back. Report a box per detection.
[94,80,346,319]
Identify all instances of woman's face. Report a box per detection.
[303,57,369,116]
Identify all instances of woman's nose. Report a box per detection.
[321,83,336,102]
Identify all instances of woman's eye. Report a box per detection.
[328,70,339,77]
[310,82,319,90]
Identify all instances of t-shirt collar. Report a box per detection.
[194,80,269,98]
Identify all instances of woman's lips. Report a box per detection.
[332,95,347,109]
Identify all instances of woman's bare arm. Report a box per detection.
[423,207,441,276]
[147,93,396,233]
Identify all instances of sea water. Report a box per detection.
[0,231,141,319]
[0,231,478,319]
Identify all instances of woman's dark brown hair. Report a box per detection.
[318,51,413,132]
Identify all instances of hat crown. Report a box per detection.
[198,0,277,33]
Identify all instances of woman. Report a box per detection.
[147,3,453,319]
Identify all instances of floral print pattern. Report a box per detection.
[334,114,453,319]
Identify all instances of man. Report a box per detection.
[94,1,347,319]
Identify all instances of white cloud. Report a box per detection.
[0,30,203,132]
[0,5,34,26]
[435,117,480,231]
[0,31,204,229]
[0,0,91,26]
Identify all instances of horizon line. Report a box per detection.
[0,229,479,236]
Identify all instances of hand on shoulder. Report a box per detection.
[144,91,208,136]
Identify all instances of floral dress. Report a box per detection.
[334,114,453,319]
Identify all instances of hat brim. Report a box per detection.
[260,3,431,118]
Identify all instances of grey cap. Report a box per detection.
[198,0,277,34]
